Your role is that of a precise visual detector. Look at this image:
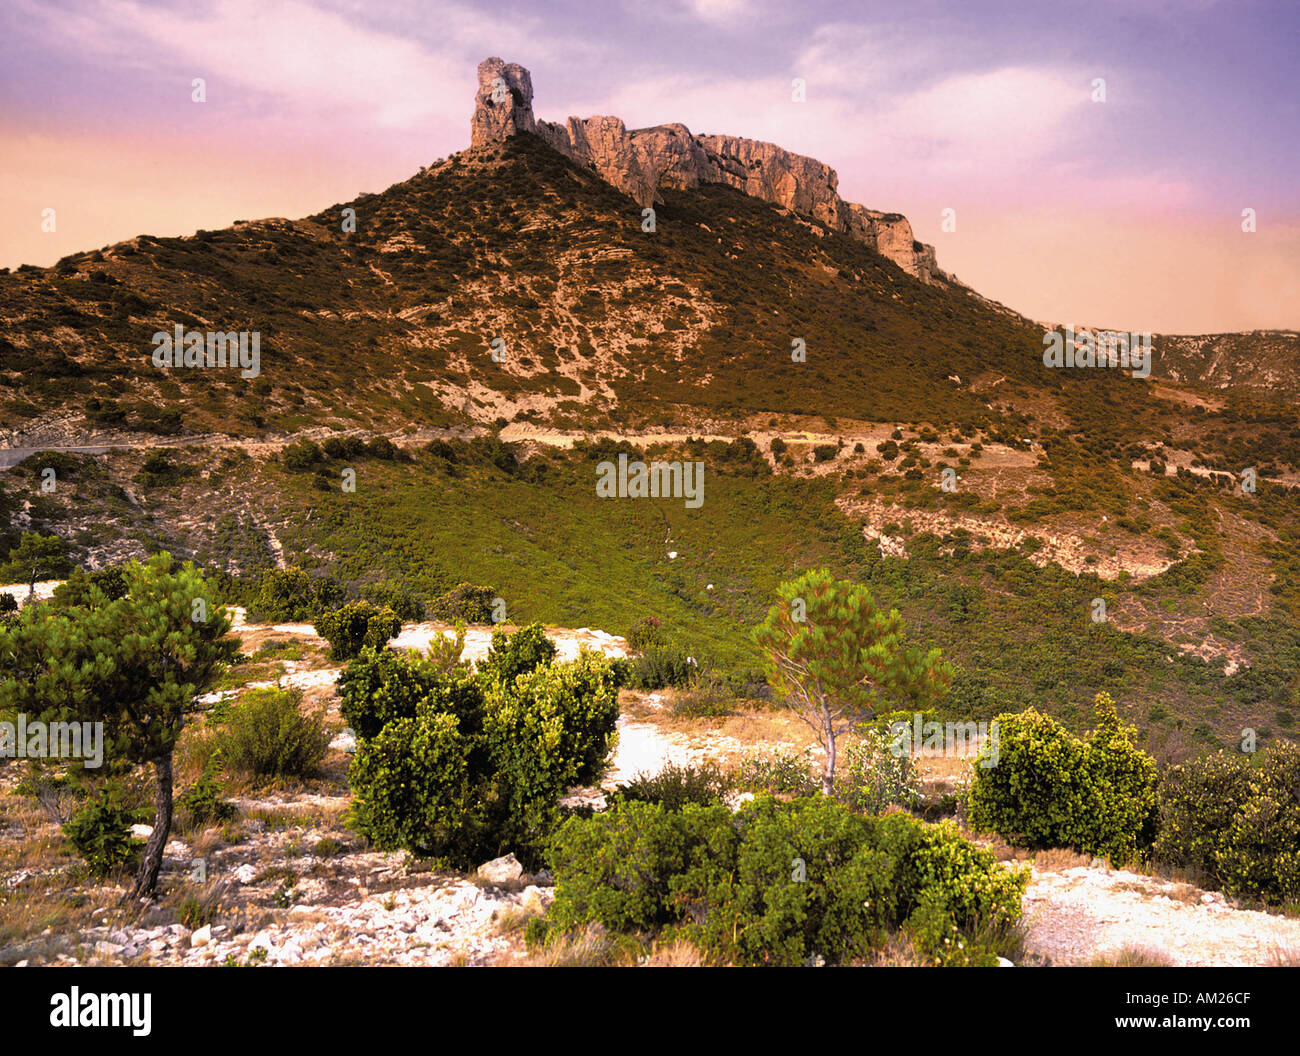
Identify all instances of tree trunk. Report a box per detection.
[131,753,173,899]
[821,708,837,796]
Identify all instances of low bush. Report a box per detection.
[216,688,330,779]
[314,601,403,660]
[835,729,922,815]
[176,753,237,829]
[428,582,496,623]
[1153,741,1300,905]
[346,636,621,869]
[543,796,1027,966]
[630,644,695,689]
[360,581,425,622]
[967,693,1156,866]
[613,761,734,811]
[477,622,557,688]
[625,615,666,653]
[736,747,819,797]
[670,671,734,717]
[62,783,143,879]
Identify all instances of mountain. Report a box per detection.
[1,57,1298,751]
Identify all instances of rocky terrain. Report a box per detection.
[474,57,944,282]
[4,599,1296,969]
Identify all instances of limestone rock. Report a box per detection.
[472,58,944,281]
[471,57,536,149]
[477,853,523,885]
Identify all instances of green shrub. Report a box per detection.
[348,712,478,856]
[247,567,315,622]
[1154,741,1300,905]
[51,565,129,608]
[177,753,237,829]
[670,671,734,717]
[313,601,403,660]
[736,747,818,797]
[543,797,1027,966]
[428,582,496,623]
[282,439,324,470]
[631,644,695,689]
[614,761,734,811]
[216,687,330,779]
[360,581,425,621]
[346,641,620,869]
[625,615,666,653]
[812,444,838,463]
[62,783,143,878]
[478,622,557,688]
[836,729,922,815]
[338,646,480,740]
[483,652,622,855]
[968,693,1156,866]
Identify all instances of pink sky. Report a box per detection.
[2,0,1296,334]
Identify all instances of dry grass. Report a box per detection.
[492,892,548,937]
[1091,945,1175,967]
[641,939,705,966]
[1034,848,1093,872]
[1265,945,1300,966]
[517,923,623,967]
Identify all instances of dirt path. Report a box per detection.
[1022,865,1300,966]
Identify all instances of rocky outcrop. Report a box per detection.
[470,57,943,282]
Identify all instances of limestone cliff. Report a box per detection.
[471,57,944,282]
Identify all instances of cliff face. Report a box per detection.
[472,57,942,282]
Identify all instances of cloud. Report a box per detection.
[14,0,561,129]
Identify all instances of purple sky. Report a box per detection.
[2,0,1297,332]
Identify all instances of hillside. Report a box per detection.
[1,60,1298,755]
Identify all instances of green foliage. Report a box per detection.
[482,653,622,854]
[0,532,70,592]
[835,729,922,815]
[247,567,315,622]
[177,753,237,829]
[543,797,1027,966]
[753,568,952,794]
[50,565,129,608]
[613,761,735,811]
[216,687,330,779]
[428,582,496,623]
[62,782,143,879]
[313,600,403,660]
[345,631,620,868]
[736,747,819,797]
[282,439,324,470]
[669,671,734,717]
[477,622,557,688]
[630,644,695,689]
[968,693,1157,866]
[625,615,666,653]
[1153,741,1300,905]
[360,580,425,621]
[338,646,478,740]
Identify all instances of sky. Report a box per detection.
[1,0,1297,333]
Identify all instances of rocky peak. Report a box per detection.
[471,57,536,149]
[469,58,945,282]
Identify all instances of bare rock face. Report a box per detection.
[471,57,536,149]
[471,58,943,282]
